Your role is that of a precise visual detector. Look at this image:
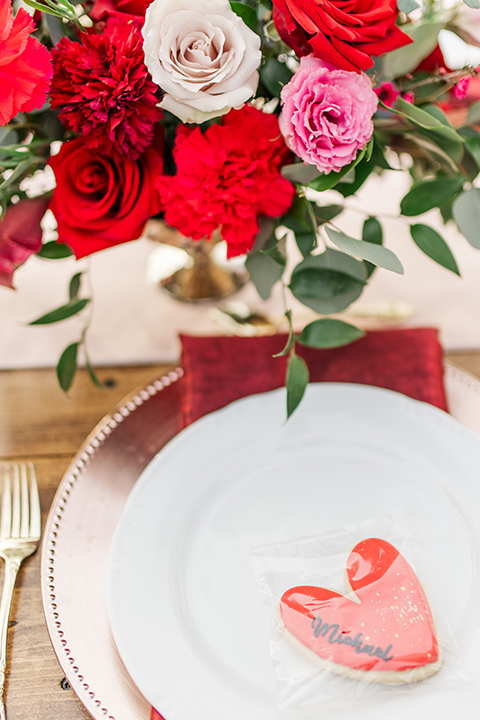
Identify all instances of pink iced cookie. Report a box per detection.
[278,538,441,684]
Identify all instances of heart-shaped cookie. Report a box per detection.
[278,538,441,684]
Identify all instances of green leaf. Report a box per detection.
[325,227,404,274]
[273,310,295,357]
[245,251,283,299]
[464,136,480,168]
[29,298,90,325]
[260,57,293,97]
[309,145,367,192]
[382,22,445,79]
[69,272,82,301]
[37,241,74,259]
[229,2,257,30]
[467,101,480,125]
[85,350,103,389]
[281,193,310,233]
[298,318,365,348]
[453,188,480,249]
[464,0,480,8]
[281,163,321,185]
[362,217,383,278]
[370,136,396,170]
[56,343,79,393]
[294,230,317,257]
[397,0,420,11]
[410,224,460,275]
[261,234,287,267]
[286,353,309,420]
[393,97,446,131]
[289,252,366,314]
[335,160,373,198]
[421,104,464,143]
[0,159,32,190]
[400,177,464,216]
[312,204,344,224]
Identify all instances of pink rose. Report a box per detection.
[279,56,378,174]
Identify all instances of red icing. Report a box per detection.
[279,538,439,674]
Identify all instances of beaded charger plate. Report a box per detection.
[41,363,480,720]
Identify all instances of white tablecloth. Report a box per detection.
[1,169,480,369]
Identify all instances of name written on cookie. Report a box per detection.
[311,617,394,661]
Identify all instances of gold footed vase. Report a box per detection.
[144,220,249,302]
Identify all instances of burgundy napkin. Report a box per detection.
[150,327,447,720]
[181,328,447,425]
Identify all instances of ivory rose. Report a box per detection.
[279,55,378,174]
[142,0,261,123]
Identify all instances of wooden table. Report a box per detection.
[1,353,480,719]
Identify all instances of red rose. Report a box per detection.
[272,0,412,73]
[156,105,295,257]
[90,0,151,20]
[0,198,49,288]
[48,131,163,259]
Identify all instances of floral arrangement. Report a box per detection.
[2,0,480,413]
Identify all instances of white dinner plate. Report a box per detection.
[108,383,480,719]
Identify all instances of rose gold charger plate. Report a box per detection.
[41,361,480,720]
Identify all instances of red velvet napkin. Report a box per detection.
[181,328,447,425]
[150,327,447,720]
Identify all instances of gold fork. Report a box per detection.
[0,464,41,720]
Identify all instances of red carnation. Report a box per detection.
[272,0,412,74]
[48,131,164,259]
[49,16,161,161]
[156,106,295,258]
[0,1,52,125]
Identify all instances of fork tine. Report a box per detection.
[10,465,21,540]
[20,464,29,539]
[0,468,11,540]
[28,464,41,540]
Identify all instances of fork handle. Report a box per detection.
[0,560,20,720]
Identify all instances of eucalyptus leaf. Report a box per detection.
[286,353,309,420]
[335,160,373,198]
[410,224,460,275]
[29,298,90,325]
[467,101,480,125]
[298,318,365,348]
[397,0,420,12]
[69,272,82,300]
[393,97,446,131]
[260,57,293,97]
[37,241,74,259]
[56,342,79,393]
[85,350,103,389]
[0,159,32,190]
[282,163,321,185]
[261,234,287,266]
[245,251,283,299]
[281,194,310,233]
[362,217,383,278]
[382,22,445,79]
[464,0,480,8]
[295,230,317,257]
[312,204,344,224]
[370,137,396,170]
[309,145,367,192]
[273,310,294,357]
[400,177,464,216]
[453,188,480,249]
[289,250,366,313]
[325,227,404,274]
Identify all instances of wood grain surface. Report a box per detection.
[0,353,478,719]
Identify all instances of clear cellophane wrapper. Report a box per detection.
[251,514,471,719]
